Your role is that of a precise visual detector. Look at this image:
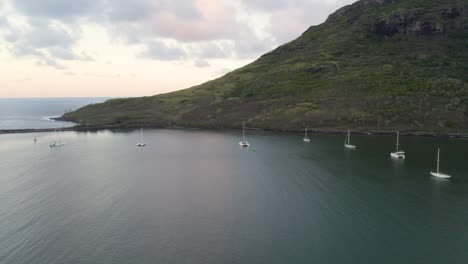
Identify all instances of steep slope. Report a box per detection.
[63,0,468,132]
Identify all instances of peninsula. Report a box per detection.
[62,0,468,134]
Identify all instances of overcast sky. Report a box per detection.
[0,0,356,98]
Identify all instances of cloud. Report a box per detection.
[0,0,96,68]
[36,55,67,69]
[12,0,97,20]
[240,0,290,11]
[1,0,357,69]
[139,40,186,61]
[48,47,79,60]
[22,20,75,48]
[241,0,355,12]
[147,0,238,42]
[3,0,271,66]
[194,59,209,67]
[1,17,91,68]
[100,0,277,59]
[191,42,231,58]
[103,0,153,22]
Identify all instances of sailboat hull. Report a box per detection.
[49,141,65,147]
[390,152,405,159]
[344,144,356,149]
[430,172,451,179]
[303,138,310,142]
[239,141,250,147]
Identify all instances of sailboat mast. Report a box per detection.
[305,128,307,138]
[242,121,245,140]
[396,132,400,152]
[347,130,350,145]
[141,128,143,142]
[437,148,440,173]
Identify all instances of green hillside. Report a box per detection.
[63,0,468,132]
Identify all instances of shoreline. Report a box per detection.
[1,125,468,138]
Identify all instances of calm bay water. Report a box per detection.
[0,129,467,264]
[0,98,109,129]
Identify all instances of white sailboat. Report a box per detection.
[303,128,310,142]
[390,131,405,159]
[136,128,146,147]
[239,121,250,147]
[344,130,356,149]
[49,128,65,147]
[430,148,451,179]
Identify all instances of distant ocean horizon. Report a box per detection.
[0,97,111,130]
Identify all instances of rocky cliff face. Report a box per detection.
[371,5,466,36]
[328,0,466,36]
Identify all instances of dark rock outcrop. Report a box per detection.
[371,5,466,36]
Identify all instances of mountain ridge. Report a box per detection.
[63,0,468,133]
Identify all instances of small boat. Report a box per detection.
[390,131,405,159]
[49,128,65,147]
[344,130,356,149]
[49,141,65,147]
[303,128,310,142]
[136,128,146,147]
[239,121,250,147]
[430,148,451,179]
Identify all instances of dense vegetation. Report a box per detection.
[63,0,468,133]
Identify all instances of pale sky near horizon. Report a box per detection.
[0,0,356,98]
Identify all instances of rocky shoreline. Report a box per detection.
[1,125,468,138]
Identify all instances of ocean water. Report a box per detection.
[0,98,109,130]
[0,129,467,264]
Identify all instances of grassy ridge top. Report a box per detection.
[63,0,468,132]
